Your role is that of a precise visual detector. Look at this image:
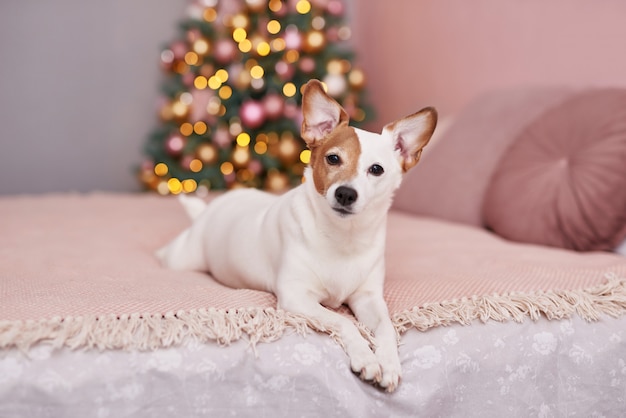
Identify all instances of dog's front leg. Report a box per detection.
[276,289,383,384]
[348,289,401,392]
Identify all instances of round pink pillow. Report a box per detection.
[483,89,626,251]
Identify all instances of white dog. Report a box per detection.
[158,80,437,391]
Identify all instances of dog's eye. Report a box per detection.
[326,154,341,165]
[369,164,384,176]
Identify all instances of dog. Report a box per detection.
[157,79,437,392]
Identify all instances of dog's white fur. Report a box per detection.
[157,80,437,391]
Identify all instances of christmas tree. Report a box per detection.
[139,0,373,195]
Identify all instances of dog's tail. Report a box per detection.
[178,194,207,221]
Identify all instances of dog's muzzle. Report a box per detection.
[333,186,358,215]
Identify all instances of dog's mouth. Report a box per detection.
[332,207,354,217]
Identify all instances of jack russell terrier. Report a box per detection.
[157,79,437,392]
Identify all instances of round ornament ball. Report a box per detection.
[278,135,300,162]
[323,74,347,97]
[348,68,366,89]
[186,28,202,43]
[213,126,233,148]
[283,26,302,50]
[303,30,326,53]
[180,155,195,171]
[197,143,219,164]
[170,40,187,60]
[298,57,316,73]
[265,170,289,192]
[263,94,285,120]
[310,0,330,8]
[275,60,295,81]
[240,100,266,129]
[165,134,186,156]
[245,0,267,12]
[248,159,263,175]
[327,0,344,15]
[283,101,303,126]
[214,39,238,63]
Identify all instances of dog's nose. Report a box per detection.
[335,186,358,207]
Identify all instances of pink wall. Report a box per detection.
[352,1,626,128]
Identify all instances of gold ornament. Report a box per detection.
[159,103,174,122]
[231,14,250,30]
[171,99,190,121]
[203,8,218,23]
[189,158,203,172]
[326,59,343,75]
[139,167,160,190]
[193,38,211,55]
[236,168,255,182]
[277,133,300,163]
[265,169,289,192]
[303,30,326,53]
[246,0,267,13]
[232,145,251,168]
[197,143,218,164]
[348,68,366,89]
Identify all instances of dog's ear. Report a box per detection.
[301,79,349,147]
[384,107,437,172]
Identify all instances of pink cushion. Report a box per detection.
[483,89,626,251]
[392,87,574,226]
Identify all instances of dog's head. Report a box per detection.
[301,79,437,217]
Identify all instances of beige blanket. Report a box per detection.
[1,193,625,350]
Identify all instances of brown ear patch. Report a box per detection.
[309,124,361,196]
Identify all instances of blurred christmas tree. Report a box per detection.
[139,0,373,195]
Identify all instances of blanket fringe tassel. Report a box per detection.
[1,274,625,352]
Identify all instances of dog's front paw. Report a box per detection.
[350,350,382,383]
[377,350,402,392]
[379,365,401,392]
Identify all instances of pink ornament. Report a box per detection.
[287,0,299,12]
[166,134,186,156]
[310,0,330,8]
[187,28,202,43]
[326,27,339,42]
[263,94,285,120]
[170,41,187,60]
[284,102,303,127]
[248,159,263,175]
[240,100,266,129]
[275,60,295,81]
[283,25,302,50]
[180,155,195,170]
[219,0,244,17]
[298,57,316,73]
[182,72,195,86]
[327,0,344,16]
[190,88,214,123]
[214,39,237,63]
[141,160,155,171]
[213,127,232,148]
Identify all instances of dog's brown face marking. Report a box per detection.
[309,123,361,196]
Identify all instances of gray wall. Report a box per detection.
[0,1,187,194]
